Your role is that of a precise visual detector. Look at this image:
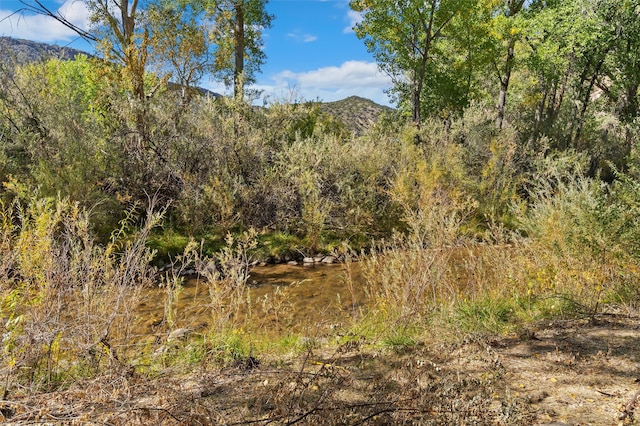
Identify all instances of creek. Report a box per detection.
[134,262,367,341]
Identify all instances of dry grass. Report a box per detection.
[0,337,537,425]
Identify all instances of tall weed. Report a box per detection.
[195,229,257,333]
[0,197,160,393]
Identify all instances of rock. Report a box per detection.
[153,345,170,356]
[313,256,324,263]
[202,263,217,276]
[287,260,299,266]
[526,390,549,404]
[167,328,191,342]
[321,256,336,264]
[303,257,315,264]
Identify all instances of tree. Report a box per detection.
[146,0,214,106]
[492,0,527,130]
[351,0,476,141]
[145,0,273,103]
[522,0,637,147]
[19,0,273,105]
[207,0,273,101]
[595,0,640,146]
[19,0,151,139]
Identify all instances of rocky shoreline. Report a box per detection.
[156,253,343,277]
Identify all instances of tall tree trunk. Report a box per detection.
[234,0,245,101]
[119,0,148,144]
[412,77,422,143]
[572,58,604,145]
[616,82,639,124]
[546,63,569,125]
[617,81,639,151]
[495,37,515,129]
[495,0,525,130]
[529,75,548,146]
[412,28,432,145]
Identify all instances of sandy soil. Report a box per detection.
[3,310,640,425]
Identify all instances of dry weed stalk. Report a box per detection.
[195,229,256,333]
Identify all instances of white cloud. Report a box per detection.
[265,61,393,106]
[303,34,318,43]
[58,0,91,25]
[201,80,230,96]
[287,31,318,43]
[0,0,90,42]
[344,10,363,34]
[275,61,391,91]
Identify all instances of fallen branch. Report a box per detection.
[129,406,184,423]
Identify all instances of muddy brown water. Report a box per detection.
[132,245,504,343]
[134,263,367,341]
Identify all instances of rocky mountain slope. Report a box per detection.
[320,95,394,135]
[0,37,89,65]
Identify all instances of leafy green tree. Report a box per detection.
[145,0,273,102]
[595,0,640,145]
[518,0,574,143]
[20,0,153,141]
[209,0,273,100]
[351,0,477,139]
[521,0,639,150]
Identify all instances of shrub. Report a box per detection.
[515,153,640,313]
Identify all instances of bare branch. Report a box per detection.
[18,0,98,43]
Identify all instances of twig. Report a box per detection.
[228,417,274,425]
[10,409,81,423]
[285,405,322,426]
[350,408,396,425]
[596,389,615,397]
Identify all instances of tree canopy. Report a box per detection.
[351,0,640,151]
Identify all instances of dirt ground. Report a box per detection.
[3,310,640,425]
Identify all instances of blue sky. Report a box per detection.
[0,0,393,105]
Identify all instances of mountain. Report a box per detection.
[0,37,90,65]
[319,96,395,135]
[0,37,222,98]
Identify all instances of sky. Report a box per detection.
[0,0,394,106]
